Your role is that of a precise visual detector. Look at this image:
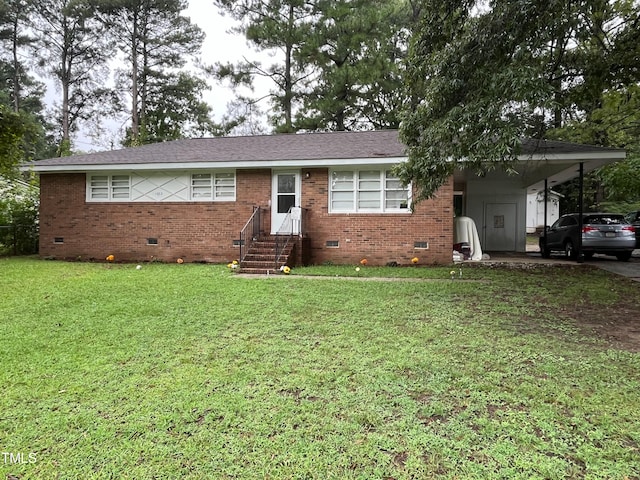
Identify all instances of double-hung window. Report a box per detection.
[88,174,131,201]
[330,169,409,213]
[190,172,236,201]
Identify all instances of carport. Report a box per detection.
[453,139,626,257]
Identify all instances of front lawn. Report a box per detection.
[1,258,639,479]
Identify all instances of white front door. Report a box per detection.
[271,171,301,234]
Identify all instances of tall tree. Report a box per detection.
[0,0,56,164]
[31,0,116,155]
[213,0,315,133]
[296,0,406,131]
[0,0,31,112]
[101,0,213,145]
[546,1,640,210]
[399,0,640,203]
[0,106,36,176]
[399,0,564,201]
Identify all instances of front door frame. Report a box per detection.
[271,169,301,234]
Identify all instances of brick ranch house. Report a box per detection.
[26,130,625,270]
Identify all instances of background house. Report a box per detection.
[526,190,563,233]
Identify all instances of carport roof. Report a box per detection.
[25,129,625,174]
[517,138,625,194]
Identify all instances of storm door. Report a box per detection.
[271,171,300,234]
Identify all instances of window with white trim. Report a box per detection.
[88,174,131,200]
[330,169,410,213]
[190,172,236,201]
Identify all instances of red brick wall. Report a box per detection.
[39,170,271,263]
[300,168,453,266]
[39,169,453,265]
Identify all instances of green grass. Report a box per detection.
[1,257,639,479]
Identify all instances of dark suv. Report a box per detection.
[539,213,636,261]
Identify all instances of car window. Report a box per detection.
[584,215,626,225]
[626,212,640,222]
[559,216,577,227]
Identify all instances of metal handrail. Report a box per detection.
[239,207,261,263]
[274,206,302,269]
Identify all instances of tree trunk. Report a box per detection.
[130,12,140,142]
[60,16,71,154]
[11,15,20,112]
[282,5,294,132]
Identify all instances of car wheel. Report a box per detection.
[616,252,632,262]
[539,240,550,258]
[564,240,577,260]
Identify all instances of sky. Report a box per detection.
[183,1,260,117]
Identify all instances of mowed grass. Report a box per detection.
[1,258,639,479]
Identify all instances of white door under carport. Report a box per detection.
[484,203,517,251]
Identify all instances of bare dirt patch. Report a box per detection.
[465,261,640,353]
[566,302,640,353]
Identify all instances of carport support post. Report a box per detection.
[577,162,585,263]
[543,178,548,244]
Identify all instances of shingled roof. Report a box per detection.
[27,129,624,171]
[29,130,405,168]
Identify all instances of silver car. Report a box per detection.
[540,213,636,261]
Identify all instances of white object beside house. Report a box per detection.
[526,190,563,233]
[454,216,483,261]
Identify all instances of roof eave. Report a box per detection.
[518,151,626,161]
[23,156,409,173]
[23,149,627,174]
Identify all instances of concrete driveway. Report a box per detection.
[583,251,640,281]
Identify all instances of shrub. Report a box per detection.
[0,176,39,255]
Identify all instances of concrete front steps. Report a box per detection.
[239,237,294,274]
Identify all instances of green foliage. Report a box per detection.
[0,104,51,173]
[213,0,315,133]
[0,106,27,176]
[125,72,216,144]
[549,86,640,208]
[0,176,38,255]
[590,87,640,203]
[0,260,639,478]
[103,0,210,147]
[31,0,117,151]
[399,0,559,201]
[215,0,409,133]
[0,2,57,161]
[400,0,640,203]
[296,0,406,131]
